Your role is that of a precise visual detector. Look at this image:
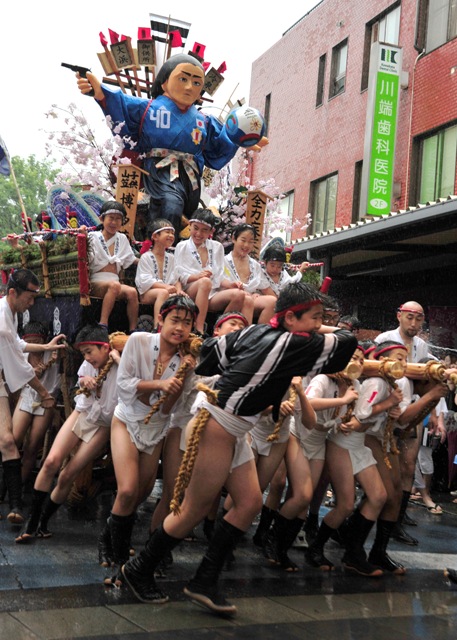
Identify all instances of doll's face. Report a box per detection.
[162,63,204,110]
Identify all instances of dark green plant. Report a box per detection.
[46,235,78,257]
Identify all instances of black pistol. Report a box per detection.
[61,63,95,96]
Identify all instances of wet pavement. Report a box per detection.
[1,482,457,640]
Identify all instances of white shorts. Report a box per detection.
[18,386,48,416]
[250,415,290,457]
[114,403,168,455]
[328,429,377,475]
[91,272,120,284]
[72,412,108,444]
[197,402,255,471]
[295,428,327,461]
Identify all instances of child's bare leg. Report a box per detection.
[91,281,122,327]
[21,410,54,484]
[150,428,183,532]
[254,295,276,324]
[186,279,211,333]
[241,293,255,324]
[140,289,170,327]
[119,285,139,332]
[208,289,245,315]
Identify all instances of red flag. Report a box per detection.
[138,27,151,40]
[120,34,129,42]
[108,29,119,44]
[203,61,211,72]
[192,42,206,58]
[217,62,227,74]
[99,32,108,47]
[169,30,183,47]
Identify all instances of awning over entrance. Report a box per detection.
[291,196,457,281]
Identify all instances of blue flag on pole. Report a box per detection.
[0,135,11,176]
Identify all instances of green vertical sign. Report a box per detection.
[362,44,402,217]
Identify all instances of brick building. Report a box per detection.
[248,0,457,345]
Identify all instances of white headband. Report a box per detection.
[189,218,213,229]
[101,209,125,219]
[152,226,175,235]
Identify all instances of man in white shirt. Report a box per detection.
[375,301,443,545]
[0,269,64,524]
[375,302,431,362]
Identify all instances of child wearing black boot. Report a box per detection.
[120,282,357,616]
[15,324,120,543]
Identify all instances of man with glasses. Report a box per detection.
[0,269,65,524]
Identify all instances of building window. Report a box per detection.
[361,3,401,91]
[316,54,326,107]
[417,125,457,202]
[275,191,295,243]
[263,93,271,137]
[329,40,348,98]
[416,0,457,52]
[310,174,338,234]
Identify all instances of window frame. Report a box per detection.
[361,2,401,91]
[411,123,457,204]
[316,53,326,107]
[329,39,348,99]
[309,173,338,234]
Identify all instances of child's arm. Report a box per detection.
[24,334,66,353]
[292,376,317,429]
[308,386,359,412]
[354,378,402,422]
[397,381,448,426]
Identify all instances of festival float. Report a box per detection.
[0,14,267,339]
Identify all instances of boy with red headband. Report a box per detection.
[121,282,357,616]
[349,341,447,575]
[16,324,120,543]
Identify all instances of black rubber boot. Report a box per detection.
[303,511,319,546]
[264,512,303,571]
[203,517,216,542]
[3,459,24,524]
[391,523,418,545]
[305,520,335,571]
[36,496,62,538]
[184,518,243,616]
[252,505,275,548]
[98,519,113,567]
[105,512,136,587]
[15,489,48,543]
[122,524,181,603]
[342,510,383,577]
[0,467,7,503]
[398,490,416,526]
[368,519,406,575]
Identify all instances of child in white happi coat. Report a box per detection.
[88,200,139,332]
[16,324,120,543]
[223,223,276,324]
[103,295,199,584]
[260,245,309,297]
[305,344,387,576]
[135,218,182,329]
[174,208,252,334]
